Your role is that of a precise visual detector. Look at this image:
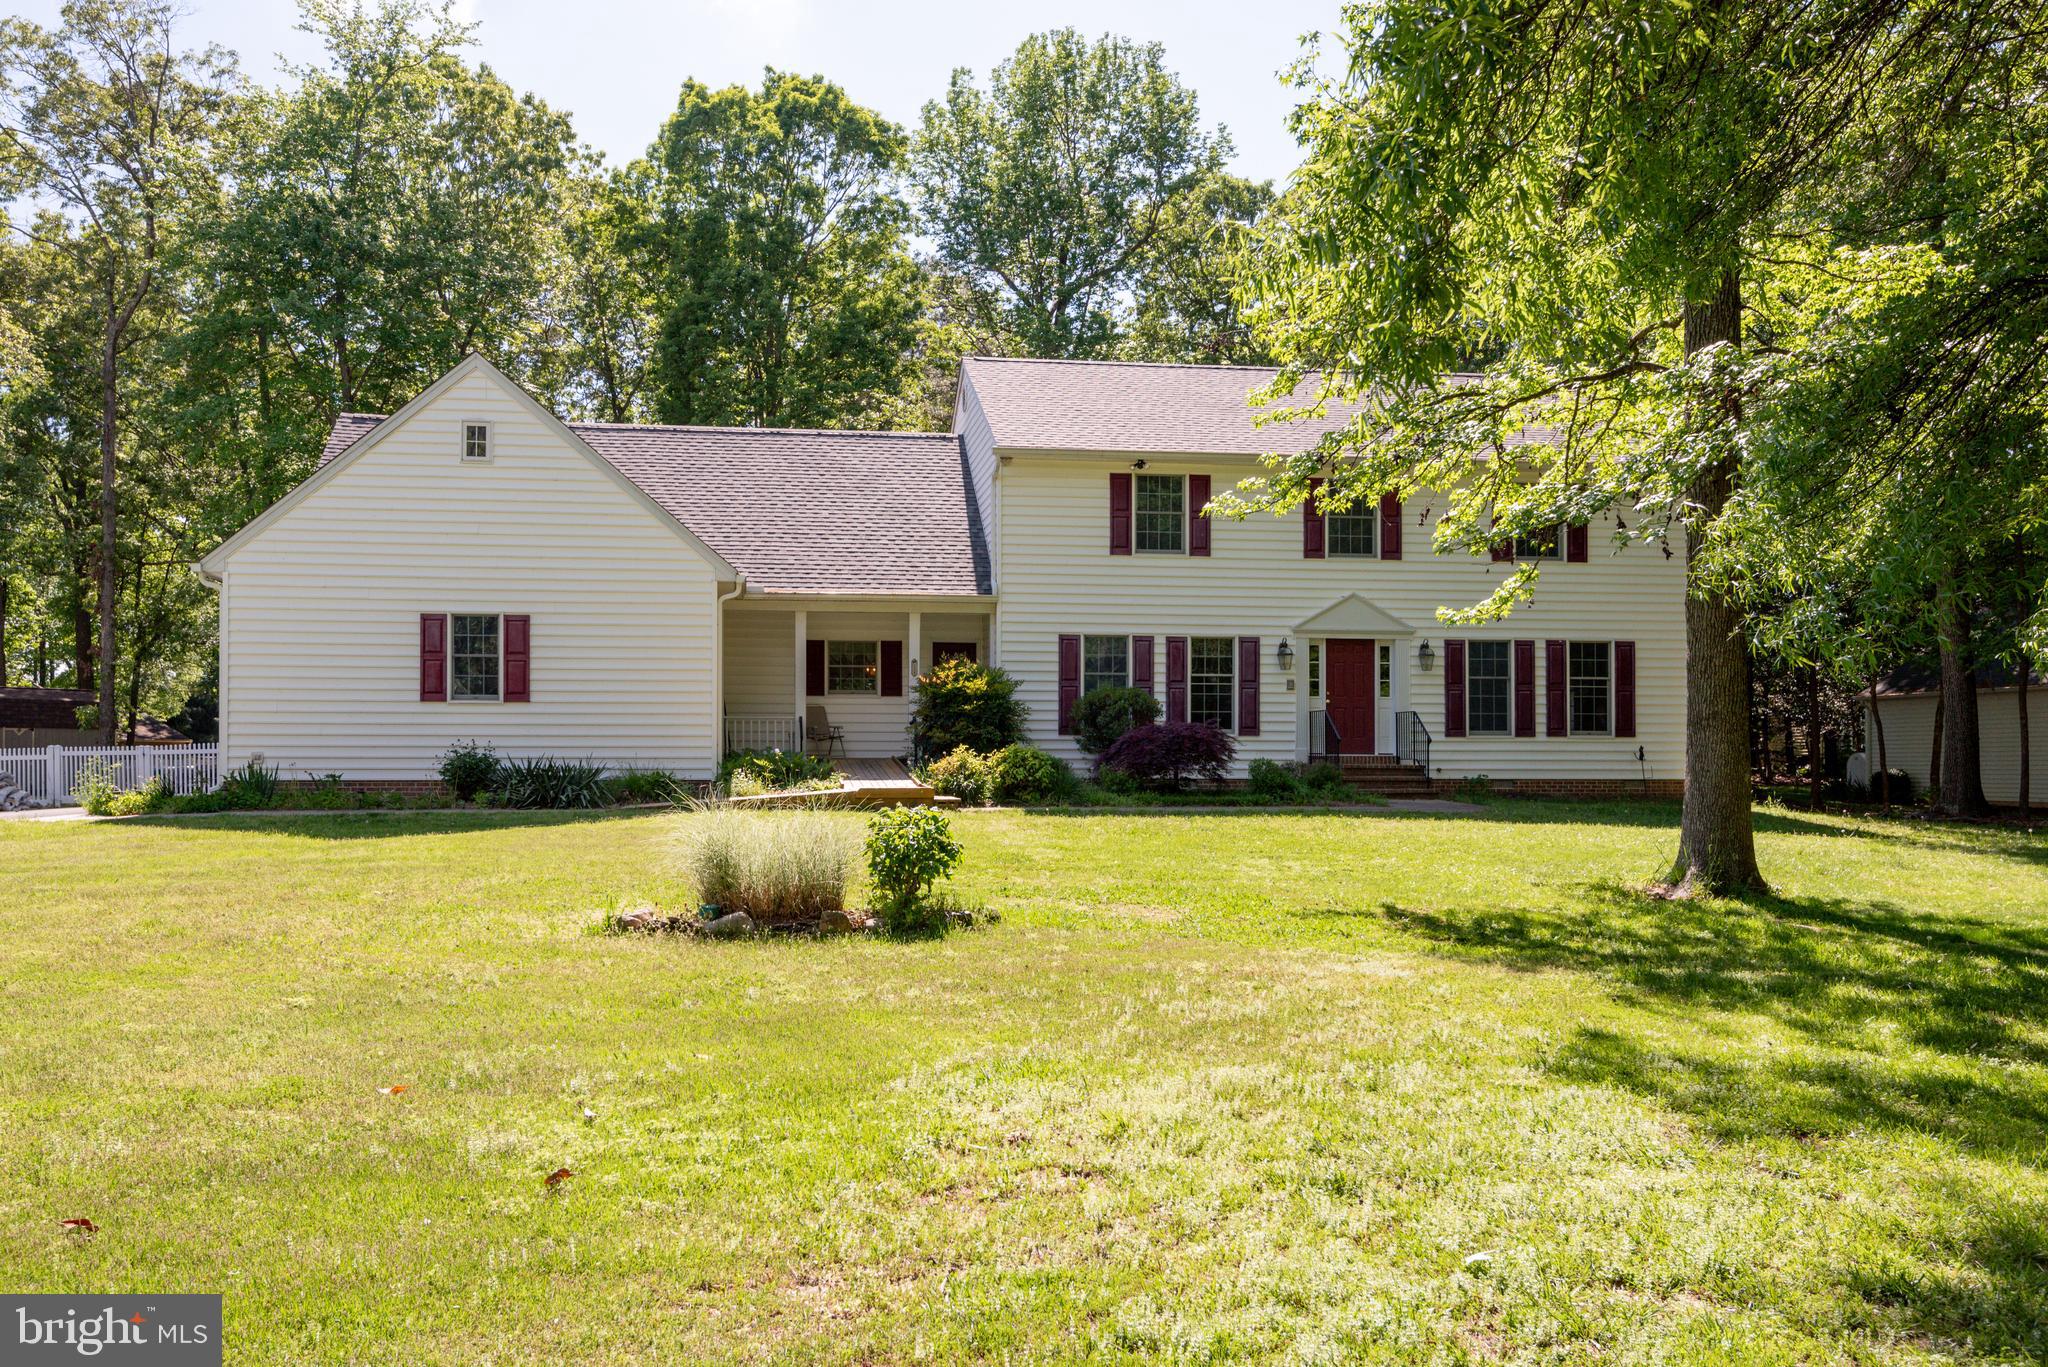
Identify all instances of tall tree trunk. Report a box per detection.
[1930,677,1944,790]
[1933,570,1990,817]
[0,577,8,687]
[1869,669,1890,810]
[1807,667,1824,809]
[97,305,120,744]
[72,587,95,691]
[1670,270,1765,895]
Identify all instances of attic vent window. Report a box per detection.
[462,423,491,462]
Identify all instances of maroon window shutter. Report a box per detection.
[1303,478,1325,558]
[1133,635,1155,695]
[1491,538,1514,563]
[1566,522,1589,563]
[880,640,904,697]
[1615,641,1637,737]
[1188,474,1211,556]
[1109,473,1132,555]
[1379,492,1403,560]
[419,614,447,702]
[805,639,826,696]
[1236,637,1260,735]
[1443,639,1467,738]
[1545,639,1568,736]
[1057,634,1081,733]
[503,614,530,702]
[1165,636,1189,724]
[1513,639,1535,737]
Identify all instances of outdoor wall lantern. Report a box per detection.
[1276,638,1295,672]
[1417,640,1436,672]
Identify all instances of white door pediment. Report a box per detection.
[1293,593,1415,638]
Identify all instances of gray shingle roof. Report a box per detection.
[318,417,990,597]
[959,356,1558,455]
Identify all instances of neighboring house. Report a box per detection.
[197,353,1686,794]
[0,686,190,747]
[1862,662,2042,806]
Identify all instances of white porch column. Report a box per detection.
[907,611,923,679]
[793,609,808,749]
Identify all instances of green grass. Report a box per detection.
[1,802,2043,1364]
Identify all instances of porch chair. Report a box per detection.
[806,704,846,759]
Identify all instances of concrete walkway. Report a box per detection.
[0,805,90,821]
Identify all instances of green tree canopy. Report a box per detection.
[627,70,922,429]
[912,29,1241,359]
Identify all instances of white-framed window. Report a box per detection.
[1328,508,1376,557]
[1307,641,1321,699]
[1135,474,1185,553]
[450,613,501,700]
[1513,524,1562,559]
[827,640,879,694]
[462,422,492,462]
[1569,641,1613,734]
[1189,636,1234,730]
[1466,640,1511,735]
[1378,642,1393,699]
[1083,635,1129,695]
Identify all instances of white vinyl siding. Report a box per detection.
[1864,686,2043,806]
[214,367,723,779]
[992,456,1685,779]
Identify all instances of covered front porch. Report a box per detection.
[1292,593,1433,770]
[719,599,994,760]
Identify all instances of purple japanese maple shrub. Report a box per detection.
[1099,722,1235,791]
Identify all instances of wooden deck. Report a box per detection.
[725,757,936,809]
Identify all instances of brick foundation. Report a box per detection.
[279,778,449,796]
[1428,777,1685,801]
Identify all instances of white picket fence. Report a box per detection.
[0,743,220,803]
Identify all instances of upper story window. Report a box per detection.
[1083,635,1129,695]
[1569,641,1612,734]
[450,613,501,700]
[462,422,491,462]
[827,640,879,694]
[1514,524,1562,559]
[1466,640,1511,735]
[1189,636,1235,730]
[1327,508,1376,557]
[1135,474,1184,553]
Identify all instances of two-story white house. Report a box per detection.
[197,352,1686,796]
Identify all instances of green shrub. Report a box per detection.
[1453,774,1493,803]
[864,807,964,934]
[105,776,169,817]
[496,756,609,809]
[985,744,1075,803]
[1246,758,1303,801]
[1069,686,1161,756]
[717,748,837,796]
[1300,762,1347,795]
[908,658,1026,760]
[1101,722,1234,791]
[608,768,685,805]
[437,740,501,801]
[919,746,991,804]
[217,759,281,809]
[71,757,123,815]
[674,805,859,926]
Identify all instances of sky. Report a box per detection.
[14,0,1344,185]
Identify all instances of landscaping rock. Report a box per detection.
[817,909,860,935]
[615,905,666,932]
[945,907,977,929]
[698,911,756,939]
[0,775,54,812]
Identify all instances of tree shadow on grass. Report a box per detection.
[105,808,660,840]
[1386,884,2048,1354]
[1384,883,2048,1158]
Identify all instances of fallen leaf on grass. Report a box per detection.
[378,1085,406,1095]
[544,1168,574,1189]
[60,1218,98,1234]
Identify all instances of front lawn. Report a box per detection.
[2,804,2043,1363]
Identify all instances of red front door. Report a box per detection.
[1325,638,1375,755]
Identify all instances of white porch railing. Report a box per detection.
[0,743,220,802]
[723,715,804,756]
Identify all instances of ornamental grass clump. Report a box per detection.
[673,805,860,927]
